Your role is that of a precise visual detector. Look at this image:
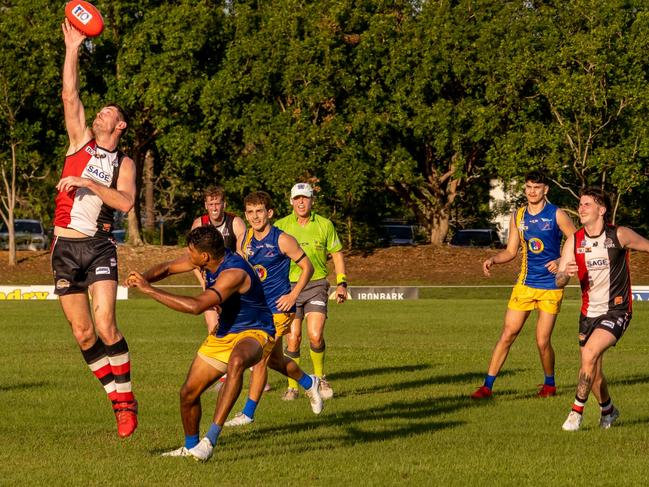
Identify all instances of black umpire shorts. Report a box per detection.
[51,236,118,295]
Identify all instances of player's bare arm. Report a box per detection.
[126,253,195,287]
[331,250,347,304]
[555,233,578,288]
[483,212,519,276]
[618,226,649,253]
[61,19,92,153]
[275,233,314,312]
[545,208,578,274]
[233,216,247,255]
[56,156,136,213]
[129,268,248,321]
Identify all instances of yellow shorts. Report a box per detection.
[273,312,295,339]
[197,329,273,369]
[507,283,563,314]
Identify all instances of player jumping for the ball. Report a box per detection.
[51,19,138,437]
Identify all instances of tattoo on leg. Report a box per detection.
[576,371,593,399]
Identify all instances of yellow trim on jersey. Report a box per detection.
[241,228,255,259]
[516,207,528,285]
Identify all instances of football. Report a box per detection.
[65,1,104,37]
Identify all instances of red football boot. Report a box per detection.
[113,400,138,438]
[470,385,493,399]
[537,384,557,398]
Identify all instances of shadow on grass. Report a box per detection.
[328,363,434,381]
[0,380,50,392]
[334,368,522,399]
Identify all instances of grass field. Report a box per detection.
[2,293,649,486]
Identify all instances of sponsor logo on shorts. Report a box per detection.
[254,264,268,281]
[72,4,94,25]
[110,258,117,267]
[614,296,623,305]
[56,279,71,290]
[528,238,544,254]
[309,300,326,306]
[95,267,111,275]
[600,320,615,330]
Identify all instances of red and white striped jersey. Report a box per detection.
[574,225,632,317]
[54,140,124,237]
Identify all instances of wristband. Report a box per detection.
[336,273,347,285]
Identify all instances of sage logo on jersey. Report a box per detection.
[587,258,609,270]
[81,163,113,185]
[528,237,544,254]
[253,264,268,282]
[71,4,94,25]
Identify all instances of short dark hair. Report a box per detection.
[203,185,226,202]
[525,170,548,185]
[244,191,273,211]
[106,103,129,133]
[580,186,611,221]
[187,226,225,260]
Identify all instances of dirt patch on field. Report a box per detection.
[3,244,649,286]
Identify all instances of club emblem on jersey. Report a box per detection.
[528,237,544,254]
[85,146,96,156]
[604,238,615,248]
[541,222,552,231]
[253,264,268,282]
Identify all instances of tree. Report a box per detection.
[0,2,62,265]
[487,0,649,223]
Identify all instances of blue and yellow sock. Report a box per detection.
[185,434,199,449]
[242,398,258,419]
[205,423,222,447]
[297,372,313,390]
[484,374,497,390]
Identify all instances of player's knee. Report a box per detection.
[285,335,301,350]
[536,337,552,351]
[71,324,95,348]
[179,382,199,405]
[227,354,247,375]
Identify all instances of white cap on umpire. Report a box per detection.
[290,183,314,199]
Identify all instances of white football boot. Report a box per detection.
[318,376,334,400]
[224,412,254,427]
[599,407,620,429]
[160,446,191,457]
[304,375,324,414]
[562,411,583,431]
[188,437,214,462]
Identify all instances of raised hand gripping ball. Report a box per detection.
[65,1,104,37]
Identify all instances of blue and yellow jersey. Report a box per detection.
[203,250,275,338]
[516,202,563,290]
[241,226,293,314]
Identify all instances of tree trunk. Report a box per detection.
[143,149,155,232]
[7,213,16,266]
[127,209,143,246]
[127,150,144,246]
[429,211,450,246]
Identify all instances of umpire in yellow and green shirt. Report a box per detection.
[274,182,347,401]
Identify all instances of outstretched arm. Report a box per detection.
[61,19,92,153]
[618,226,649,253]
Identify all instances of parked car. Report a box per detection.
[0,219,50,250]
[379,224,418,246]
[449,228,504,248]
[112,229,126,244]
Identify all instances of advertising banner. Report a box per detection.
[0,285,129,300]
